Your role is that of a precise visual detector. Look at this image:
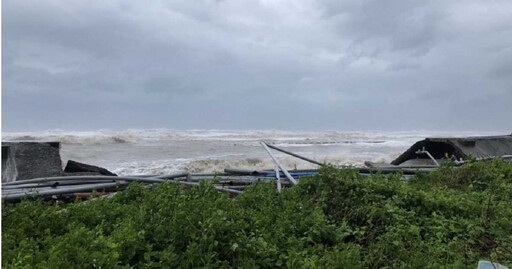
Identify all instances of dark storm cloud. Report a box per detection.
[319,0,446,56]
[2,0,512,131]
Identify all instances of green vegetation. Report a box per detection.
[3,160,512,268]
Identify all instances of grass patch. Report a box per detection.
[3,160,512,268]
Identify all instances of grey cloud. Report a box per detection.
[320,0,446,56]
[488,48,512,79]
[2,0,512,132]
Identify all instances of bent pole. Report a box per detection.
[265,143,323,166]
[260,142,297,185]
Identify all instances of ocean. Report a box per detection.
[2,129,499,176]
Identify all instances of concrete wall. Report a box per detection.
[2,141,63,183]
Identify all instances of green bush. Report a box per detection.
[3,160,512,268]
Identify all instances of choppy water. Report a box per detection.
[2,129,500,175]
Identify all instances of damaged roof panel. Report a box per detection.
[391,134,512,165]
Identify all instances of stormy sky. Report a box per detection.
[2,0,512,132]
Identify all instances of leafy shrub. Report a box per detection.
[3,160,512,268]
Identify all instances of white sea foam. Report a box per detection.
[2,129,501,175]
[112,155,385,176]
[2,129,494,145]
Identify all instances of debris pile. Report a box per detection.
[3,134,512,202]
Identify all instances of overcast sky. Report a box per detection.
[2,0,512,132]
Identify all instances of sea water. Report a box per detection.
[2,129,498,176]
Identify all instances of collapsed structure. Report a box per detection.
[365,134,512,169]
[391,134,512,165]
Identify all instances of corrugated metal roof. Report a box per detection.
[391,134,512,165]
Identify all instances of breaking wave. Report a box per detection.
[3,128,488,146]
[3,129,498,175]
[2,131,137,145]
[112,155,391,176]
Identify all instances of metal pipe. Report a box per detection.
[415,147,440,166]
[188,176,267,181]
[2,182,129,202]
[189,173,232,177]
[265,143,323,166]
[167,180,242,194]
[364,161,439,169]
[2,179,118,190]
[261,171,318,178]
[357,167,437,174]
[218,185,253,190]
[2,176,117,186]
[260,142,297,185]
[224,168,271,175]
[211,186,243,195]
[2,182,130,195]
[2,175,242,201]
[123,174,158,178]
[275,164,282,192]
[225,168,319,175]
[155,172,190,180]
[2,172,190,186]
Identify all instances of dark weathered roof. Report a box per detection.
[391,134,512,165]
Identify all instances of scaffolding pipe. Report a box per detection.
[275,164,282,192]
[3,181,242,197]
[2,182,130,195]
[224,168,272,175]
[2,182,128,202]
[2,179,118,190]
[265,143,323,166]
[2,172,190,186]
[260,142,297,185]
[2,175,242,201]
